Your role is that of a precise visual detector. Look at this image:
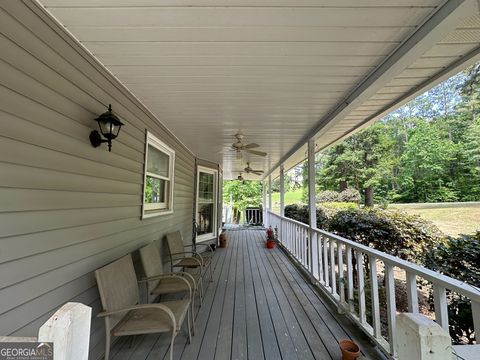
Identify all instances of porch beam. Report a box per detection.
[263,0,472,180]
[279,165,285,217]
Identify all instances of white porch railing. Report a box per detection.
[266,210,480,358]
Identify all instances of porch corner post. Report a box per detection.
[307,139,318,280]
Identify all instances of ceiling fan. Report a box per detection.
[244,162,264,175]
[237,172,244,181]
[231,133,267,159]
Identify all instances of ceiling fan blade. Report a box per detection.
[245,149,267,157]
[242,143,260,149]
[252,170,264,175]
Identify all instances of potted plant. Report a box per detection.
[219,230,227,248]
[266,226,276,249]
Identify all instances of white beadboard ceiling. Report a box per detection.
[39,0,480,180]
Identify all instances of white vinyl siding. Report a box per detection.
[0,3,202,360]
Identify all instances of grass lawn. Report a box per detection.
[270,188,304,213]
[268,188,479,237]
[389,203,480,237]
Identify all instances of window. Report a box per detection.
[142,131,175,218]
[196,166,218,241]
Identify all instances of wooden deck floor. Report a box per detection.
[109,228,384,360]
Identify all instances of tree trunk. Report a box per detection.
[364,187,374,207]
[339,180,348,192]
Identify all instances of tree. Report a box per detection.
[397,119,458,202]
[457,63,480,121]
[312,61,480,205]
[271,173,292,192]
[318,123,393,206]
[223,180,262,223]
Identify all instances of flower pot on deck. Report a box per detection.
[219,232,227,248]
[339,339,360,360]
[266,240,276,249]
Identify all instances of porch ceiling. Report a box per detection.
[39,0,480,180]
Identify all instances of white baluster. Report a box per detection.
[406,271,419,313]
[306,229,310,269]
[318,235,324,285]
[307,229,312,271]
[385,264,397,356]
[338,243,345,305]
[311,232,319,280]
[356,251,366,324]
[323,237,329,288]
[369,256,381,338]
[433,284,449,331]
[346,245,354,312]
[330,240,337,296]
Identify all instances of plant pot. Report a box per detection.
[219,233,227,248]
[338,339,360,360]
[266,240,276,249]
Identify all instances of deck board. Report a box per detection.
[246,230,281,360]
[109,228,383,360]
[243,231,265,360]
[231,231,247,360]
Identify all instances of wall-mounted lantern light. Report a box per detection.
[89,104,124,152]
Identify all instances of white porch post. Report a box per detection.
[279,165,285,245]
[396,313,451,360]
[279,165,285,217]
[268,175,272,225]
[38,302,92,360]
[262,180,267,226]
[307,139,318,278]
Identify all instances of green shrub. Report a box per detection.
[425,232,480,344]
[316,190,340,203]
[328,208,446,263]
[284,204,309,224]
[284,204,329,229]
[319,202,358,222]
[339,188,361,203]
[321,202,358,210]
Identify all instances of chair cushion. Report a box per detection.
[111,299,190,336]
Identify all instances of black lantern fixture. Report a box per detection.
[89,104,124,152]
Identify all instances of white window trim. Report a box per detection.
[196,166,218,242]
[142,131,175,219]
